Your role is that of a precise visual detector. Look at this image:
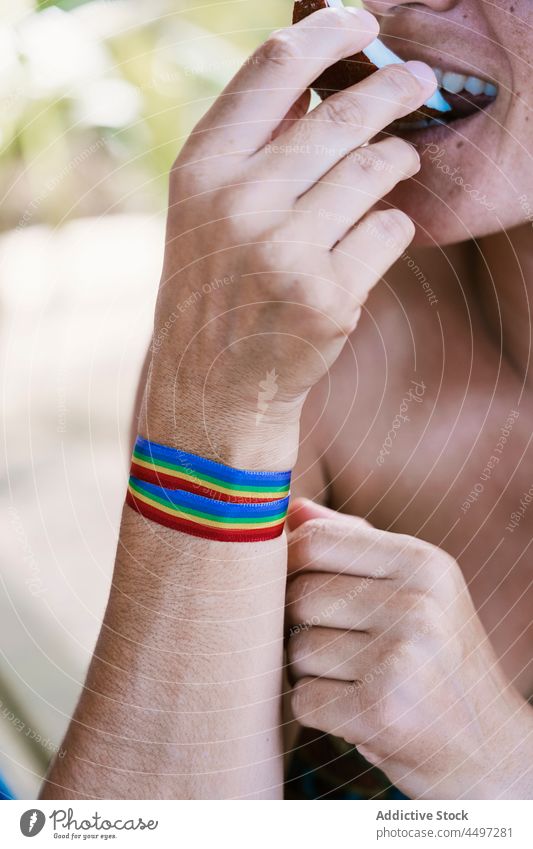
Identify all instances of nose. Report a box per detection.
[363,0,459,15]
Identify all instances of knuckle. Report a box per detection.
[170,150,218,192]
[289,518,324,566]
[400,588,440,624]
[350,146,389,176]
[259,30,301,66]
[334,307,362,337]
[286,573,314,608]
[439,549,460,575]
[224,181,252,208]
[322,92,365,128]
[349,139,419,185]
[387,637,411,664]
[252,238,281,265]
[396,535,435,567]
[413,543,443,578]
[379,65,423,104]
[217,197,242,224]
[401,537,458,585]
[310,6,347,27]
[366,209,415,249]
[302,517,336,536]
[404,587,430,611]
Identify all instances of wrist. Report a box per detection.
[139,412,300,471]
[139,361,302,471]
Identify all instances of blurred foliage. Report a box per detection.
[0,0,291,229]
[36,0,96,10]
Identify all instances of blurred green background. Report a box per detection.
[1,0,291,229]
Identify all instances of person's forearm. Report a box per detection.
[41,0,435,798]
[41,502,288,799]
[41,375,297,801]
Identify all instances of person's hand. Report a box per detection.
[286,499,533,799]
[141,5,438,468]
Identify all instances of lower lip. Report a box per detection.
[385,100,496,147]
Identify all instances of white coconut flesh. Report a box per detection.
[322,0,451,114]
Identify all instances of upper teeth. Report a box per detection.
[432,68,498,97]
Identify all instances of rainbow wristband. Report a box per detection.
[131,436,291,503]
[127,437,291,542]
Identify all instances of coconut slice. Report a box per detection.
[292,0,451,122]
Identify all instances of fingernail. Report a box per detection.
[404,141,421,172]
[404,60,438,93]
[345,7,380,32]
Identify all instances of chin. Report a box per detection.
[386,139,515,247]
[388,179,496,247]
[382,102,512,246]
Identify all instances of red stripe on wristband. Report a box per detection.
[126,490,286,542]
[129,461,284,503]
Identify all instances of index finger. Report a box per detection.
[287,518,431,579]
[190,6,379,155]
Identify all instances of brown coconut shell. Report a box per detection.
[292,0,442,123]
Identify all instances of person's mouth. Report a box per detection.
[389,65,499,133]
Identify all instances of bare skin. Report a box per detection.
[41,6,437,800]
[40,1,533,800]
[284,0,533,798]
[292,237,533,699]
[286,238,533,798]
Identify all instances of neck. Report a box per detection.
[471,223,533,384]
